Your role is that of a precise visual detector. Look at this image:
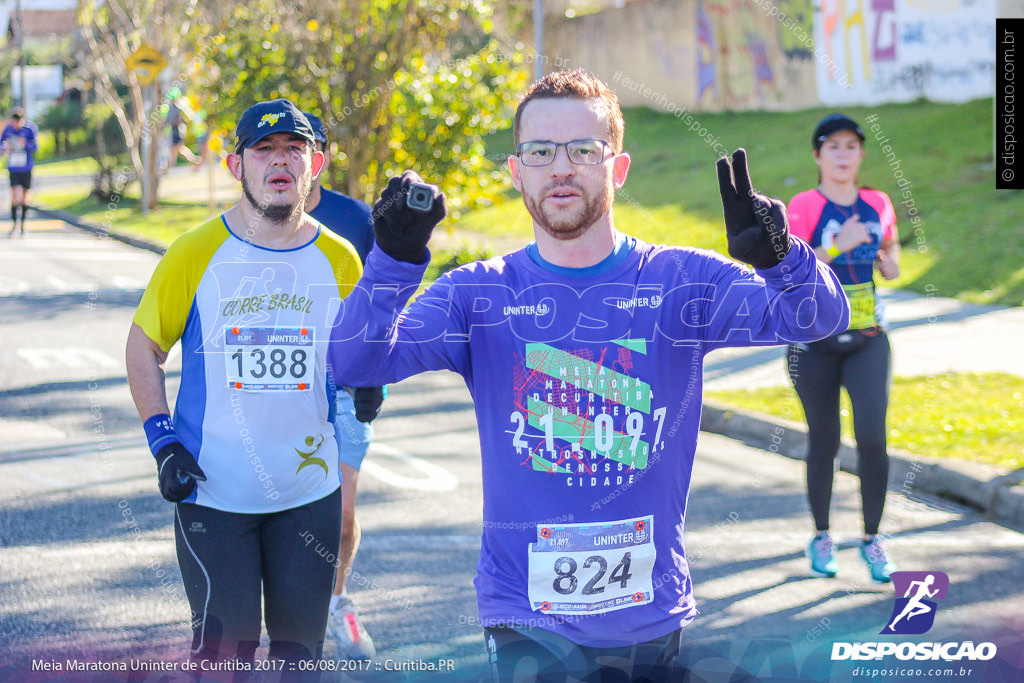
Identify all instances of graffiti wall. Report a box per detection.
[696,0,817,110]
[544,0,997,111]
[816,0,996,105]
[545,0,818,113]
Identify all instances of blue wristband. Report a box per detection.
[143,414,180,457]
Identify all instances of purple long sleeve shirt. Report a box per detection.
[328,235,848,647]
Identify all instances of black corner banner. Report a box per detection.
[997,18,1024,189]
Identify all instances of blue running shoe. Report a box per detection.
[806,533,839,577]
[860,537,896,583]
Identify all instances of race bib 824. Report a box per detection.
[527,515,655,615]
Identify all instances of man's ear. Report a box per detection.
[226,152,243,181]
[612,152,631,189]
[509,155,523,192]
[311,150,325,178]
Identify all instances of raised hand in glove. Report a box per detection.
[352,386,386,423]
[716,149,792,270]
[155,442,207,503]
[373,170,447,264]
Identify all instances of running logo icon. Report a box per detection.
[880,571,948,635]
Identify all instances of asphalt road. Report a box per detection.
[1,223,1022,683]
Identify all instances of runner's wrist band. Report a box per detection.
[143,414,180,457]
[826,244,842,259]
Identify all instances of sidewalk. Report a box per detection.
[31,171,1024,531]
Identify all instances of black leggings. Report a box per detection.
[484,625,683,682]
[788,330,891,536]
[174,487,341,680]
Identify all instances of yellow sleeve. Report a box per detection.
[313,227,364,301]
[133,217,229,352]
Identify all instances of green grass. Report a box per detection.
[706,372,1024,470]
[32,189,220,246]
[464,98,1024,306]
[33,156,100,177]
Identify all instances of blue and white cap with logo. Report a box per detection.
[234,98,315,153]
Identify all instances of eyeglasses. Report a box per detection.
[516,139,612,167]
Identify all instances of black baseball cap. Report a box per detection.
[812,113,864,150]
[302,112,327,144]
[234,99,315,153]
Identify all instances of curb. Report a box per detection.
[699,401,1024,532]
[29,204,167,256]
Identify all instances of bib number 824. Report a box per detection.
[552,552,632,596]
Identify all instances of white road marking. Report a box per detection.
[362,442,459,491]
[45,275,74,291]
[111,276,147,290]
[6,239,117,249]
[0,252,143,261]
[0,276,29,296]
[16,347,119,369]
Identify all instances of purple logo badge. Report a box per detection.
[880,571,949,635]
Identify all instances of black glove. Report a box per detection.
[352,386,385,423]
[155,442,207,503]
[716,148,792,270]
[372,170,447,263]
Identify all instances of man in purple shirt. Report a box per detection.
[1,109,38,237]
[329,69,849,681]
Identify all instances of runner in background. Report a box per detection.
[1,109,38,237]
[192,102,210,172]
[165,89,201,171]
[302,111,382,661]
[126,99,361,676]
[787,113,901,583]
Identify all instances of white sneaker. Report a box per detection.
[327,596,376,660]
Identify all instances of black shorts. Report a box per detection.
[175,487,342,675]
[9,170,31,189]
[484,625,684,682]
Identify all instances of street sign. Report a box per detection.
[125,44,167,86]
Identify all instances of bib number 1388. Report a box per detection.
[224,326,315,391]
[231,347,308,380]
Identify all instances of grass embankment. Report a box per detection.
[466,97,1023,306]
[33,191,219,247]
[33,156,101,177]
[34,99,1024,305]
[706,372,1024,470]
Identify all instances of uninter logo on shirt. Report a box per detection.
[615,295,662,310]
[502,303,551,316]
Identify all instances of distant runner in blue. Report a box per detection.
[1,109,38,237]
[328,69,850,682]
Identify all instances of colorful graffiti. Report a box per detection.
[777,0,816,60]
[817,0,995,105]
[696,0,813,109]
